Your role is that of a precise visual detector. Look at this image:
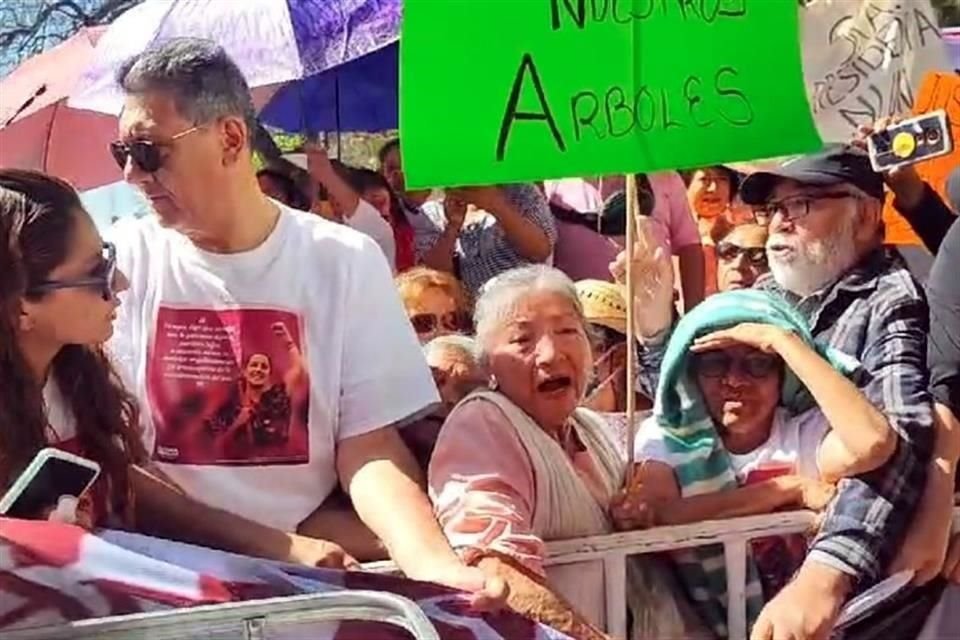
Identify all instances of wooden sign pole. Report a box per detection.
[624,174,638,471]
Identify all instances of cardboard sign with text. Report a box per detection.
[803,0,948,144]
[883,72,959,246]
[400,0,822,189]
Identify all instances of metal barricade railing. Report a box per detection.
[542,507,960,639]
[8,510,957,640]
[543,510,819,639]
[4,590,442,640]
[366,507,960,640]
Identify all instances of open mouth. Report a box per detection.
[721,395,751,411]
[537,376,573,393]
[143,190,168,201]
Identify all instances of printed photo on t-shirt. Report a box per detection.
[147,306,310,466]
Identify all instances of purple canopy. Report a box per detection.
[70,0,401,123]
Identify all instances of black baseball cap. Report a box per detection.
[740,144,886,205]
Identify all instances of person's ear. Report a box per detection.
[854,199,882,245]
[18,299,37,333]
[221,116,248,166]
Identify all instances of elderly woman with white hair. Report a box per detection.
[428,265,705,640]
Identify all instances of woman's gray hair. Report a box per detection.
[116,38,258,141]
[422,335,480,366]
[474,265,587,360]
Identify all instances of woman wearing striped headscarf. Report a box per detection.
[611,289,897,638]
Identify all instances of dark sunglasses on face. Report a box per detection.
[716,241,768,267]
[410,311,470,335]
[692,350,781,380]
[751,191,859,225]
[109,125,201,173]
[28,242,117,301]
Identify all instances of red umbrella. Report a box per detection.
[0,27,122,191]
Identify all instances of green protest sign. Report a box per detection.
[400,0,822,189]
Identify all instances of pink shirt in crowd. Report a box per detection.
[428,400,608,577]
[544,173,700,282]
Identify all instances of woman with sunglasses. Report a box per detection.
[395,267,472,344]
[710,220,769,292]
[0,169,357,568]
[0,169,139,528]
[611,290,896,620]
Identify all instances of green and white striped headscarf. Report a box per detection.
[651,289,858,638]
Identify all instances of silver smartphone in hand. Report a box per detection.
[0,448,100,519]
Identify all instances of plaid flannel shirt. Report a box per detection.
[756,248,933,583]
[640,248,934,584]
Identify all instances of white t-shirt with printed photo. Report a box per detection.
[635,408,831,483]
[108,202,438,531]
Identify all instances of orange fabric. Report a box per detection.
[883,72,960,245]
[883,195,924,247]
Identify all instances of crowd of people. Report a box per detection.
[2,37,959,640]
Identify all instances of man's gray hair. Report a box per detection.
[423,335,480,366]
[473,265,586,360]
[117,38,257,141]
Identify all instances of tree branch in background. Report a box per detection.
[0,0,142,76]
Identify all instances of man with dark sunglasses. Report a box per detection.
[621,144,932,640]
[106,38,505,608]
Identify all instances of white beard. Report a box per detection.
[768,217,858,297]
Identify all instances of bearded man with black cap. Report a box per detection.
[739,144,934,640]
[618,144,934,640]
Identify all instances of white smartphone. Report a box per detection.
[0,448,100,519]
[867,110,953,172]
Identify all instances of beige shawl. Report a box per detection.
[463,391,708,639]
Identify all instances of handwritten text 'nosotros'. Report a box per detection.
[549,0,747,29]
